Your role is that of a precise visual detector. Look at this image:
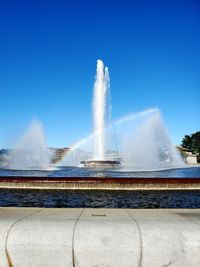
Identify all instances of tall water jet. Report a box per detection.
[93,59,110,160]
[7,120,51,170]
[78,60,120,167]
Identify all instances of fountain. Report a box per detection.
[80,60,120,168]
[7,120,51,170]
[0,59,186,173]
[59,59,184,170]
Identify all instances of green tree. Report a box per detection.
[182,135,193,151]
[181,131,200,156]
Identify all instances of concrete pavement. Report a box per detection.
[0,208,200,267]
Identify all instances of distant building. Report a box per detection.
[0,148,70,166]
[0,149,10,166]
[49,148,69,164]
[177,146,197,164]
[106,150,127,163]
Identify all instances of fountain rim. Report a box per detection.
[79,160,121,168]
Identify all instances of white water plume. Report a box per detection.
[8,120,51,170]
[118,110,185,170]
[93,59,110,160]
[60,108,185,170]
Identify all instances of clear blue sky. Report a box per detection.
[0,0,199,148]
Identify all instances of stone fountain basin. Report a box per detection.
[79,160,121,168]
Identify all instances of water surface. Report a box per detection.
[0,189,200,208]
[0,166,200,178]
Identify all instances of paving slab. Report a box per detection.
[172,209,200,226]
[128,209,200,267]
[0,207,40,267]
[74,209,141,267]
[6,208,83,267]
